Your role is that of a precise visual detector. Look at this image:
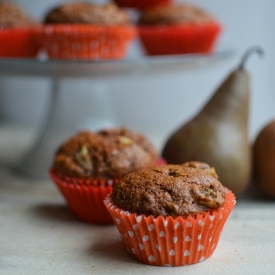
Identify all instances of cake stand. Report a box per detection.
[0,51,234,178]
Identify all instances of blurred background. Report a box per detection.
[0,0,274,151]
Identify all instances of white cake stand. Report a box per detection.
[0,51,234,178]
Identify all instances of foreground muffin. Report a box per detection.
[35,2,136,60]
[114,0,173,11]
[138,4,221,55]
[0,2,39,57]
[50,128,158,224]
[104,162,235,266]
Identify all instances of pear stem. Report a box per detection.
[239,46,264,70]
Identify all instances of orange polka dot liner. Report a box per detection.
[104,189,236,266]
[138,22,221,56]
[0,28,39,58]
[34,24,137,60]
[114,0,173,10]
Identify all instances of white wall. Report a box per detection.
[1,0,274,148]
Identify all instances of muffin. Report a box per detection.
[35,2,136,60]
[49,128,158,224]
[114,0,173,11]
[104,162,236,266]
[0,2,39,57]
[138,4,221,56]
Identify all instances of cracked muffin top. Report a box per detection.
[112,162,226,218]
[139,4,215,25]
[44,2,131,25]
[0,2,37,29]
[52,128,158,179]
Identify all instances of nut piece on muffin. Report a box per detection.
[52,127,158,179]
[0,2,37,29]
[44,2,131,26]
[138,4,216,25]
[112,162,226,218]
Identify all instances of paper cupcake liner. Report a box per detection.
[104,189,235,266]
[114,0,173,10]
[0,28,39,58]
[49,168,116,224]
[35,24,137,60]
[154,157,166,165]
[138,22,221,56]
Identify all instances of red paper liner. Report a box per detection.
[49,168,115,224]
[114,0,173,10]
[138,22,221,56]
[154,157,166,165]
[0,28,39,58]
[104,189,236,266]
[49,158,163,224]
[34,24,137,60]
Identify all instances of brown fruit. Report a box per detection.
[253,120,275,197]
[162,46,263,197]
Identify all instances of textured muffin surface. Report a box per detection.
[0,2,36,28]
[44,2,130,25]
[53,128,157,178]
[112,163,226,218]
[139,4,215,25]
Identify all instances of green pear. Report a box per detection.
[162,47,263,197]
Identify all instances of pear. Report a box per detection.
[253,120,275,198]
[162,46,263,197]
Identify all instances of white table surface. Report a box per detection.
[1,124,275,275]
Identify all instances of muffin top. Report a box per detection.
[0,2,36,29]
[112,162,226,218]
[139,4,215,25]
[52,128,158,178]
[44,2,131,25]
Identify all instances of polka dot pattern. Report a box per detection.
[148,224,155,231]
[186,222,192,227]
[169,249,175,256]
[104,189,236,267]
[198,220,205,226]
[139,244,144,250]
[200,256,205,262]
[143,235,149,242]
[133,224,139,230]
[198,244,204,251]
[173,237,178,243]
[128,231,134,237]
[184,250,190,256]
[174,222,180,229]
[185,236,191,242]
